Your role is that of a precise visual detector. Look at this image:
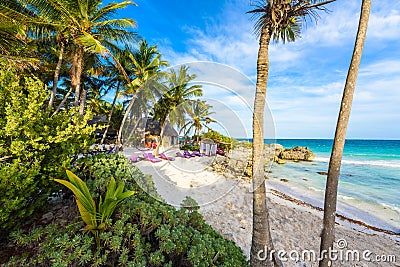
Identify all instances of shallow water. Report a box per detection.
[260,139,400,232]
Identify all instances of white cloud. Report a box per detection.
[156,0,400,139]
[359,60,400,77]
[368,8,400,40]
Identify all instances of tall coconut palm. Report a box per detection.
[319,1,371,266]
[152,66,203,153]
[116,40,168,149]
[247,1,334,266]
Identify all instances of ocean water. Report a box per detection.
[262,139,400,233]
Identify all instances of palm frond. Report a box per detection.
[91,1,137,22]
[248,0,335,42]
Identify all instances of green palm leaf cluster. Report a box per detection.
[54,170,134,248]
[180,100,215,142]
[0,0,138,113]
[248,0,334,43]
[153,66,203,129]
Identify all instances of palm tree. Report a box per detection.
[0,0,42,69]
[319,1,371,266]
[247,1,334,266]
[11,0,137,114]
[152,66,203,153]
[180,100,215,143]
[116,40,168,149]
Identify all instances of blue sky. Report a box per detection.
[111,0,400,139]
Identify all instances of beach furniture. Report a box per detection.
[143,153,162,163]
[130,154,139,163]
[192,151,203,157]
[216,147,227,156]
[159,153,175,161]
[176,151,190,158]
[184,151,195,157]
[205,143,211,156]
[210,144,217,156]
[106,146,116,154]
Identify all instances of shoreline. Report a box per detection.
[123,147,400,237]
[122,148,400,265]
[269,188,400,237]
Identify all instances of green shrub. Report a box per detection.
[54,170,135,248]
[180,144,200,151]
[201,130,238,150]
[4,154,249,266]
[0,68,95,238]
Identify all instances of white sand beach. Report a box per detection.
[122,148,400,267]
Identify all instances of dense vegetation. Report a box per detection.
[0,1,245,265]
[3,154,249,266]
[0,67,95,236]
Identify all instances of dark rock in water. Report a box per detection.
[302,178,309,181]
[280,178,289,182]
[317,171,328,175]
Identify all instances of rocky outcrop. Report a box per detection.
[210,144,314,179]
[274,145,315,162]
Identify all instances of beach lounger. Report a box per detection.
[192,151,203,157]
[106,146,116,154]
[184,151,195,157]
[159,153,175,161]
[143,153,162,163]
[216,147,227,156]
[176,151,190,158]
[130,154,139,163]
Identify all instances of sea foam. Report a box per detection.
[380,202,400,214]
[314,157,400,168]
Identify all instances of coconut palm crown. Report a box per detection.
[248,0,335,42]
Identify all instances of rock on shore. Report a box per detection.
[274,145,315,162]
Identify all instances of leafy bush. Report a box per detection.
[201,130,238,150]
[0,67,95,238]
[54,170,135,248]
[180,144,200,151]
[4,154,249,266]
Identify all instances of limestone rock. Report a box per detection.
[275,145,315,162]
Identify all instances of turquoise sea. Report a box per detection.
[242,139,400,233]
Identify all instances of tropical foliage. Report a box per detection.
[180,100,215,142]
[117,40,169,147]
[54,170,134,248]
[4,154,249,266]
[0,66,95,237]
[153,66,203,145]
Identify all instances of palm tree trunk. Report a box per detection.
[251,27,281,267]
[71,48,84,108]
[319,1,371,266]
[79,84,87,115]
[48,41,64,109]
[52,87,73,116]
[154,125,165,156]
[100,81,121,145]
[116,94,135,150]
